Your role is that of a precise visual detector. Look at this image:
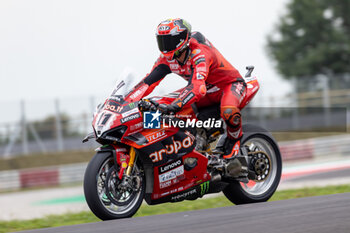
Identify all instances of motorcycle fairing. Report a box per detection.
[149,149,211,204]
[137,130,196,166]
[239,75,260,109]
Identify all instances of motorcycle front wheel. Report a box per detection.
[84,152,145,220]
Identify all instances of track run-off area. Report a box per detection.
[19,193,350,233]
[1,157,350,221]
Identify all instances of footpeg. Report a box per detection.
[224,147,249,178]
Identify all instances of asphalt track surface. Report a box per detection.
[20,192,350,233]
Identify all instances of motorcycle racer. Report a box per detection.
[133,18,247,158]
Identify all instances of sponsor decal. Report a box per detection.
[196,73,205,80]
[116,148,127,152]
[244,76,257,82]
[170,63,179,70]
[176,39,185,48]
[159,25,170,31]
[159,165,184,183]
[191,49,201,56]
[196,66,207,73]
[159,159,182,174]
[200,181,210,195]
[160,191,169,197]
[194,57,206,65]
[117,106,124,112]
[179,89,189,99]
[159,180,172,189]
[161,186,184,195]
[104,100,122,112]
[129,85,148,100]
[105,103,117,111]
[158,159,184,189]
[128,102,136,108]
[182,92,195,105]
[120,113,140,123]
[234,82,244,95]
[109,96,122,102]
[149,136,194,162]
[171,189,197,201]
[130,122,143,131]
[192,54,205,62]
[121,108,139,118]
[143,110,161,129]
[146,129,167,143]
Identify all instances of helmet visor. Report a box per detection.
[156,30,187,53]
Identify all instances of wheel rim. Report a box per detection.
[96,157,142,215]
[240,137,278,196]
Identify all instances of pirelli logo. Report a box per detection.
[200,181,209,196]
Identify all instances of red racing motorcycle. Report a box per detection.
[83,66,282,220]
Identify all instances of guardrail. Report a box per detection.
[0,134,349,192]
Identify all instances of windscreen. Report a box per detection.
[108,71,140,99]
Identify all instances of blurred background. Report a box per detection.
[0,0,349,225]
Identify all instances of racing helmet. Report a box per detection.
[156,18,192,60]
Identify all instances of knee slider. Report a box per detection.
[221,106,241,128]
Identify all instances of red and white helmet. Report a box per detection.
[156,18,192,60]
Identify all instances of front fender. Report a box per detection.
[96,145,130,173]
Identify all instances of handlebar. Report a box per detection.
[138,99,158,111]
[138,99,177,115]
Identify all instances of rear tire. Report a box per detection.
[84,152,145,220]
[223,124,282,204]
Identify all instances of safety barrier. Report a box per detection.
[279,134,350,161]
[0,163,87,192]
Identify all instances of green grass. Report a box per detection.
[1,184,350,233]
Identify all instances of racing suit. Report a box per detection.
[139,32,246,158]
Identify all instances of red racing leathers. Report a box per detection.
[136,32,246,156]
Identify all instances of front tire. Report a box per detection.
[223,124,282,204]
[84,152,145,220]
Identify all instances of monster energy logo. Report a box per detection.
[200,181,209,196]
[129,102,136,108]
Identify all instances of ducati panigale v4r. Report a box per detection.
[83,66,282,220]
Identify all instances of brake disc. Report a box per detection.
[248,151,271,182]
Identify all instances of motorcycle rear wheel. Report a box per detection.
[84,152,145,220]
[223,124,282,204]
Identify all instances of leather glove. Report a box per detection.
[138,99,152,111]
[158,103,181,114]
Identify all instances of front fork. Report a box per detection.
[126,147,136,176]
[119,147,141,192]
[112,145,136,180]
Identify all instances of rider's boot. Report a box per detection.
[222,136,242,159]
[212,134,226,155]
[212,133,242,159]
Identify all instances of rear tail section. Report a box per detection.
[239,66,259,109]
